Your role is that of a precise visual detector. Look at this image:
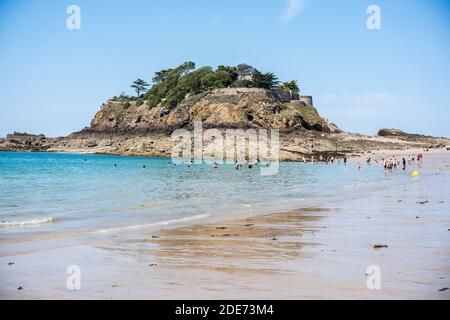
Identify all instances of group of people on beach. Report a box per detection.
[362,153,423,174]
[295,152,424,174]
[379,154,423,173]
[177,152,425,174]
[300,155,343,165]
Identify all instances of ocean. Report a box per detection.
[0,151,399,241]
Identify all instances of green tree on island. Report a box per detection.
[280,80,300,94]
[252,71,279,89]
[141,61,301,109]
[131,79,149,97]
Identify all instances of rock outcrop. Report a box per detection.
[85,90,339,134]
[378,128,447,141]
[0,132,52,152]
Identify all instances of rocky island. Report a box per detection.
[1,62,449,160]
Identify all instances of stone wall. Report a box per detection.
[212,88,300,103]
[299,96,313,106]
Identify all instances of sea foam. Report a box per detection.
[0,217,53,227]
[93,213,210,234]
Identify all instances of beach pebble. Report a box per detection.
[17,286,23,290]
[151,235,159,239]
[416,200,429,205]
[373,244,388,250]
[216,227,227,230]
[438,287,448,292]
[272,237,278,241]
[148,263,157,267]
[8,262,14,266]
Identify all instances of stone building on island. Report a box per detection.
[234,64,313,106]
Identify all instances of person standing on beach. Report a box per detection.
[344,157,347,165]
[402,158,406,170]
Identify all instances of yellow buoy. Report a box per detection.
[411,171,419,177]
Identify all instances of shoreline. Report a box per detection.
[1,129,449,162]
[1,146,449,164]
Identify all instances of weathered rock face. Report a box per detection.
[378,128,443,140]
[87,90,339,134]
[378,128,410,137]
[0,132,52,152]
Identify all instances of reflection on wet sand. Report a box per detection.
[105,208,328,273]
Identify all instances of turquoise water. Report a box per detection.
[0,152,392,238]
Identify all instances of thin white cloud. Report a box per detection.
[280,0,305,23]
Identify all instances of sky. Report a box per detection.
[0,0,449,137]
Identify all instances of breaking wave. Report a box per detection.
[0,217,53,227]
[93,213,210,234]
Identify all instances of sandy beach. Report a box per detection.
[0,151,449,300]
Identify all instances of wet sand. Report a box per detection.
[1,154,449,299]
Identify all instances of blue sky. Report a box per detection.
[0,0,449,137]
